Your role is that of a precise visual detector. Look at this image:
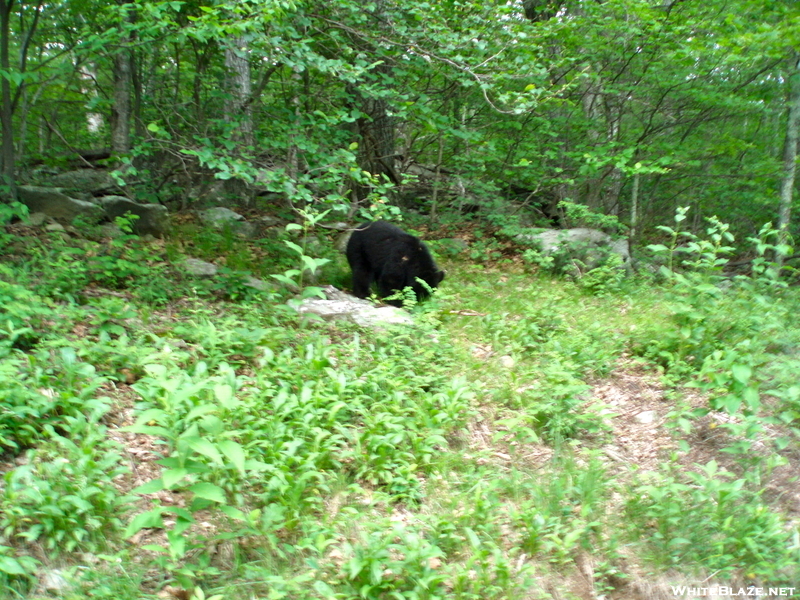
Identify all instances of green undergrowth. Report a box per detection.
[1,217,800,598]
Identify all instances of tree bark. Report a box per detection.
[777,53,800,267]
[0,0,15,198]
[352,68,398,187]
[224,35,253,147]
[111,3,133,155]
[630,170,640,244]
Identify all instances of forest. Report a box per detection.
[0,0,799,598]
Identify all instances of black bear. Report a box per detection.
[346,221,445,307]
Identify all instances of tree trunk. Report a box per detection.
[353,73,397,187]
[430,133,444,222]
[0,0,15,198]
[630,170,640,244]
[224,35,253,147]
[111,3,133,156]
[112,51,132,154]
[777,53,800,267]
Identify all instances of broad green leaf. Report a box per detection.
[214,384,235,408]
[187,437,223,464]
[731,364,752,384]
[124,509,164,538]
[219,439,246,474]
[743,386,760,409]
[720,394,741,414]
[219,505,247,521]
[163,468,189,489]
[0,556,27,575]
[189,482,226,503]
[131,478,166,495]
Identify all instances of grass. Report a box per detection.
[0,219,799,598]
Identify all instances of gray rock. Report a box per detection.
[321,221,350,231]
[46,169,117,194]
[263,227,284,239]
[182,258,218,277]
[244,276,276,292]
[235,221,259,239]
[38,568,70,593]
[516,227,630,270]
[198,207,264,238]
[98,196,170,237]
[351,305,414,328]
[335,230,353,253]
[26,211,48,226]
[295,285,414,328]
[45,222,65,232]
[499,355,515,369]
[18,185,103,224]
[634,410,657,424]
[257,215,282,228]
[99,223,125,238]
[199,207,245,228]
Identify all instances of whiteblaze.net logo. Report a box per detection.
[671,586,796,597]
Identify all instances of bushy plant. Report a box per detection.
[513,457,609,561]
[0,415,130,554]
[332,524,446,600]
[626,460,800,581]
[0,347,108,451]
[516,360,609,442]
[578,254,627,295]
[0,267,54,353]
[639,208,788,373]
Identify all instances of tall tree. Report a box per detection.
[777,52,800,264]
[111,1,134,155]
[0,0,15,197]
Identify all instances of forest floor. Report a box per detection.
[1,220,799,599]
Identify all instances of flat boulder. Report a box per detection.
[199,207,264,238]
[46,169,118,195]
[199,207,245,228]
[98,196,170,237]
[181,258,218,277]
[18,186,102,223]
[295,285,414,328]
[516,227,630,270]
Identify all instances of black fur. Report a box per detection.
[346,221,445,307]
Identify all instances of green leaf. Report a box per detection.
[219,505,247,521]
[124,509,164,538]
[464,527,481,548]
[188,482,226,503]
[284,240,303,254]
[187,437,224,464]
[214,384,236,409]
[731,364,752,384]
[131,478,166,495]
[163,468,189,489]
[743,386,760,410]
[0,556,27,575]
[219,440,246,475]
[720,394,741,414]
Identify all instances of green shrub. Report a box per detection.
[0,267,54,353]
[332,524,446,600]
[626,460,800,581]
[0,415,130,554]
[0,347,108,451]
